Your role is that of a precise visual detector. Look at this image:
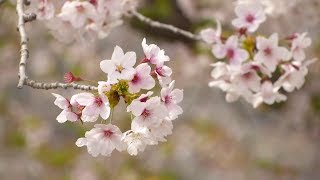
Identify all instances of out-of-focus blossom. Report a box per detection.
[232,1,266,32]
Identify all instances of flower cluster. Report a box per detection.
[28,0,136,43]
[200,1,316,108]
[52,38,183,156]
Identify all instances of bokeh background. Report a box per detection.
[1,0,320,179]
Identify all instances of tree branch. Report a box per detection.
[129,10,201,41]
[24,79,98,91]
[15,0,97,92]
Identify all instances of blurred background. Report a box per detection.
[1,0,320,179]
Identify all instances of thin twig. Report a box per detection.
[129,10,201,41]
[16,0,97,92]
[24,79,98,91]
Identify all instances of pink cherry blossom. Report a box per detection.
[58,1,99,29]
[52,93,79,123]
[161,81,183,120]
[142,38,170,66]
[232,1,266,32]
[71,93,110,122]
[254,33,291,72]
[30,0,55,20]
[76,124,126,157]
[212,35,249,66]
[199,19,222,44]
[275,59,316,92]
[252,81,287,108]
[291,32,312,61]
[100,46,136,82]
[128,63,155,93]
[129,97,168,128]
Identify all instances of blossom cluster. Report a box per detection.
[28,0,136,42]
[200,1,316,108]
[52,38,183,156]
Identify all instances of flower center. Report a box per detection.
[140,96,148,102]
[263,47,272,56]
[141,109,151,118]
[116,65,124,73]
[246,14,255,23]
[103,130,114,138]
[131,74,140,84]
[226,48,235,59]
[156,67,164,77]
[164,95,172,104]
[94,97,103,107]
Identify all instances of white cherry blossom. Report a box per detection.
[199,19,222,44]
[71,93,110,122]
[252,81,287,108]
[100,46,136,82]
[150,119,173,143]
[30,0,55,20]
[142,38,170,66]
[232,1,266,32]
[291,32,312,61]
[76,124,126,157]
[122,125,155,156]
[130,97,168,128]
[58,1,99,29]
[212,35,249,66]
[52,93,78,123]
[128,63,155,93]
[161,81,183,120]
[254,33,291,72]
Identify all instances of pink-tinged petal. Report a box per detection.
[99,104,111,120]
[100,60,115,74]
[269,33,279,47]
[121,51,136,68]
[67,111,78,122]
[111,46,124,61]
[127,101,146,116]
[52,93,69,109]
[212,44,226,59]
[71,93,94,106]
[171,89,184,103]
[226,35,238,48]
[120,67,135,80]
[136,63,151,74]
[140,77,155,90]
[56,110,69,123]
[293,49,305,62]
[200,28,218,44]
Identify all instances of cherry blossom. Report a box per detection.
[142,38,170,66]
[122,125,155,156]
[200,19,222,44]
[254,33,291,72]
[128,63,155,93]
[232,1,266,32]
[161,81,183,120]
[30,0,55,20]
[212,35,249,66]
[150,119,173,143]
[130,97,168,128]
[58,1,98,29]
[252,81,287,108]
[100,46,136,82]
[76,124,126,157]
[71,93,110,122]
[291,33,312,61]
[52,93,78,123]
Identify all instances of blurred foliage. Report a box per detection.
[34,145,77,168]
[6,130,26,149]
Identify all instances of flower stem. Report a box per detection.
[109,108,114,124]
